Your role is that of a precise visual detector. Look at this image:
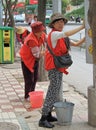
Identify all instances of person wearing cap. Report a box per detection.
[15,26,30,45]
[39,13,85,128]
[19,21,46,100]
[15,26,30,99]
[31,15,37,24]
[15,26,30,55]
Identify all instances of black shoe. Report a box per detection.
[39,120,54,128]
[47,112,57,122]
[47,116,57,122]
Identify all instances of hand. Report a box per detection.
[40,51,45,57]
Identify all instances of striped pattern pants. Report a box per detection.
[42,69,63,116]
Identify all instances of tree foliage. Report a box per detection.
[65,6,84,20]
[62,0,69,14]
[47,0,52,4]
[71,0,84,6]
[1,0,18,27]
[37,0,48,81]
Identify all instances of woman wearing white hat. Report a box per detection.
[15,26,30,45]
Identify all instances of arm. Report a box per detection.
[28,40,45,58]
[64,24,84,37]
[39,51,45,57]
[51,24,85,48]
[70,37,85,46]
[16,33,22,43]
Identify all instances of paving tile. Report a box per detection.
[2,109,14,112]
[0,81,9,84]
[0,61,96,130]
[0,99,10,103]
[0,122,20,130]
[11,102,23,106]
[8,112,16,119]
[0,94,7,98]
[14,108,26,112]
[12,85,22,89]
[1,105,13,109]
[4,88,14,92]
[2,84,11,87]
[1,112,9,119]
[18,116,30,130]
[10,81,19,85]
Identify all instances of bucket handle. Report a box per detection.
[63,99,67,102]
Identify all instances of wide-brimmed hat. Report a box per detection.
[49,13,68,28]
[31,21,45,33]
[15,26,26,34]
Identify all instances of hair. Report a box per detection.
[52,18,65,24]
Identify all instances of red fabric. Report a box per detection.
[12,2,25,9]
[29,0,38,4]
[19,32,45,72]
[31,21,45,33]
[16,2,25,8]
[16,30,30,44]
[20,44,35,72]
[45,30,69,74]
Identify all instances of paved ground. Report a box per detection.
[0,56,96,130]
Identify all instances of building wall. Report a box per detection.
[18,0,25,2]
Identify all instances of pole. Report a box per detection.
[52,0,62,101]
[0,0,3,26]
[52,0,62,13]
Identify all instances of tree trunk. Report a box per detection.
[2,0,17,27]
[7,1,14,27]
[88,0,96,88]
[37,0,48,81]
[38,0,46,26]
[88,0,96,64]
[88,0,96,126]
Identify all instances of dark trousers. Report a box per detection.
[21,61,39,99]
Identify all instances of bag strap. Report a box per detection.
[46,43,55,57]
[47,37,70,57]
[64,37,71,50]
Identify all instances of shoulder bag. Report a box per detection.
[47,37,73,68]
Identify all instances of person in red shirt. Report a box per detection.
[39,13,85,128]
[31,15,37,24]
[15,27,30,45]
[19,21,46,100]
[15,26,30,57]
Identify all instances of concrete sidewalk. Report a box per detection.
[0,57,95,130]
